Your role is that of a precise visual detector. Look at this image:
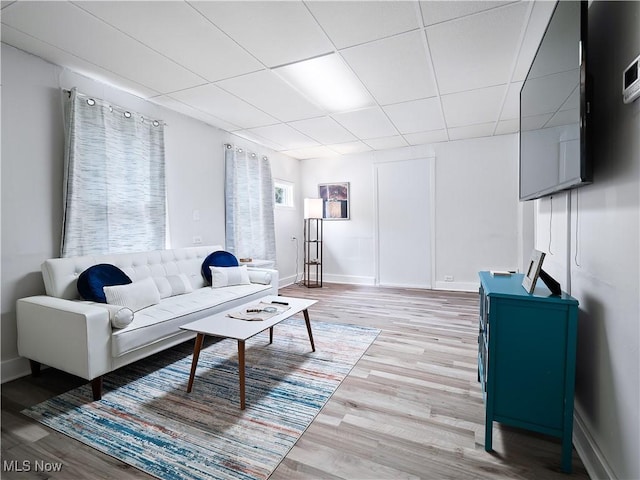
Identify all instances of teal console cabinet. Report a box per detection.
[478,271,579,473]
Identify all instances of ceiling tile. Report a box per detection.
[427,2,529,94]
[288,116,356,145]
[170,84,278,129]
[306,1,420,49]
[328,141,372,155]
[1,25,159,99]
[420,1,515,26]
[282,145,341,160]
[1,1,204,93]
[383,97,444,134]
[495,118,519,135]
[246,124,319,151]
[332,107,398,139]
[217,70,324,122]
[404,130,449,145]
[149,95,241,132]
[191,1,333,68]
[75,1,263,82]
[441,85,506,128]
[231,129,285,151]
[363,136,409,150]
[448,122,496,141]
[341,31,438,105]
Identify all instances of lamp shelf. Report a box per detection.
[303,217,323,288]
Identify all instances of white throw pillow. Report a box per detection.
[210,265,251,288]
[82,302,134,329]
[247,269,272,285]
[100,303,135,329]
[153,273,193,299]
[104,277,161,312]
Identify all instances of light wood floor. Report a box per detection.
[1,283,589,479]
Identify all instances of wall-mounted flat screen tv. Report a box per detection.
[519,0,592,201]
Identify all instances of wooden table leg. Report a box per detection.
[187,333,205,393]
[238,340,246,410]
[303,309,316,352]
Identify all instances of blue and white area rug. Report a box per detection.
[22,318,380,480]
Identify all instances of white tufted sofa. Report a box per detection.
[16,245,278,400]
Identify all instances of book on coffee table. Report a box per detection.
[227,301,291,321]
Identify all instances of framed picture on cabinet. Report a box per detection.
[318,182,350,220]
[522,249,546,293]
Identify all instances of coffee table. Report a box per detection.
[180,295,317,409]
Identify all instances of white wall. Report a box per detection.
[300,134,520,290]
[433,135,519,289]
[300,154,377,285]
[533,2,640,478]
[271,156,303,286]
[0,44,300,379]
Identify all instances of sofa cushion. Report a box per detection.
[247,269,272,285]
[210,265,250,288]
[201,250,239,285]
[77,264,132,303]
[111,283,271,357]
[104,277,161,312]
[153,273,193,299]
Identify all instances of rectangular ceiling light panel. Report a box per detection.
[275,54,374,114]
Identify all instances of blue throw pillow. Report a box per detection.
[201,251,239,285]
[77,264,132,303]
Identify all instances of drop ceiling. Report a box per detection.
[1,0,556,159]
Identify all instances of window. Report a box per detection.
[274,180,294,208]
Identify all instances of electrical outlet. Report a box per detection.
[193,235,202,244]
[444,275,454,282]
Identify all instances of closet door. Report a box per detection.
[374,158,432,288]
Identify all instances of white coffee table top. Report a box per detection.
[180,295,316,341]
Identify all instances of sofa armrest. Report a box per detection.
[17,296,112,380]
[247,267,279,295]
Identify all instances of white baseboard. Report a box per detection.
[378,281,433,289]
[434,281,478,292]
[282,275,478,292]
[278,274,300,288]
[323,274,376,286]
[573,405,615,479]
[1,356,31,384]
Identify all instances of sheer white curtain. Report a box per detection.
[61,88,166,257]
[224,145,276,262]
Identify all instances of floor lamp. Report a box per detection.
[303,198,323,288]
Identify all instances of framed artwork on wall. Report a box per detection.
[318,182,350,220]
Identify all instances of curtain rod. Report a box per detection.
[225,144,268,161]
[63,88,166,126]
